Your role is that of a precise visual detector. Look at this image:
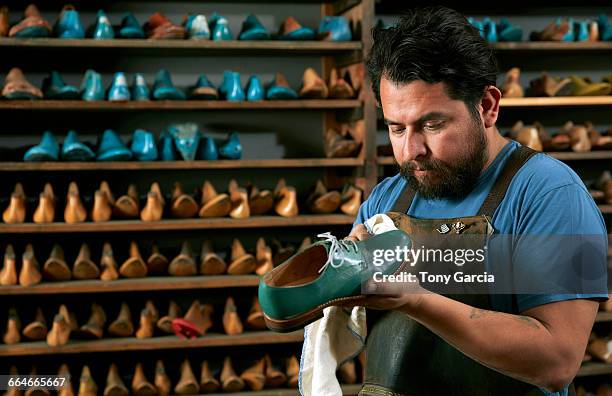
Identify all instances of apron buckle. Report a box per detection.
[453,221,466,234]
[436,223,450,234]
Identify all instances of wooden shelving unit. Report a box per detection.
[0,215,355,234]
[0,158,364,171]
[0,100,362,111]
[0,3,374,392]
[595,311,612,323]
[578,363,612,378]
[0,275,261,295]
[0,0,374,386]
[376,156,395,166]
[0,331,304,357]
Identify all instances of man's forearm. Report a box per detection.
[398,293,582,391]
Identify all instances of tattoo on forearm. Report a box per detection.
[469,308,491,319]
[514,315,540,329]
[469,308,540,329]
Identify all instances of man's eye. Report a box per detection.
[390,127,405,135]
[424,121,444,131]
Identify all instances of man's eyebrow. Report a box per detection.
[384,112,449,126]
[383,118,402,126]
[418,112,448,123]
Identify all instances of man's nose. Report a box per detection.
[401,130,427,161]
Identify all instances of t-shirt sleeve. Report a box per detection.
[354,198,374,228]
[510,183,608,312]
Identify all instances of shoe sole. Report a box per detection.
[46,90,79,100]
[24,153,58,162]
[239,30,269,40]
[62,148,95,161]
[12,26,50,38]
[119,29,144,39]
[263,294,366,333]
[3,92,40,100]
[97,151,132,161]
[266,89,298,100]
[153,90,186,100]
[279,29,315,41]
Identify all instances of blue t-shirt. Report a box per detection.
[355,140,608,395]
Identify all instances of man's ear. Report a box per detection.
[480,86,501,129]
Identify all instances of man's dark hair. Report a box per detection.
[366,6,498,114]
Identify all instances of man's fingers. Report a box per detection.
[348,224,368,238]
[362,278,402,296]
[347,224,371,241]
[362,275,425,295]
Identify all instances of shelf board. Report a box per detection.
[0,331,303,357]
[7,99,606,114]
[377,156,396,165]
[0,100,362,111]
[0,215,355,234]
[600,205,612,214]
[595,311,612,323]
[179,384,362,396]
[499,97,612,107]
[545,151,612,161]
[0,275,261,295]
[0,158,363,171]
[377,151,612,165]
[0,38,362,54]
[492,42,612,51]
[577,362,612,377]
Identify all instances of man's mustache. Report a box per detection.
[400,159,440,173]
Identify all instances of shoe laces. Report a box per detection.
[316,232,359,274]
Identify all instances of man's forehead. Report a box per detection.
[380,78,458,122]
[380,78,451,103]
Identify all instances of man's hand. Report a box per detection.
[345,223,429,312]
[350,276,429,313]
[345,223,371,241]
[349,293,423,311]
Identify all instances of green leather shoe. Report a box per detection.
[258,229,411,332]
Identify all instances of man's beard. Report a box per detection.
[399,120,487,200]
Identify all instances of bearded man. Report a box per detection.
[347,6,608,396]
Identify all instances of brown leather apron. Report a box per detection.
[359,146,575,396]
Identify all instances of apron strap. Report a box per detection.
[391,182,416,212]
[477,145,537,218]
